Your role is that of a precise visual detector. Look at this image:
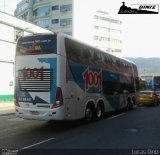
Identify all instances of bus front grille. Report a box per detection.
[18,68,53,92]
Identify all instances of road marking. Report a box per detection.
[139,106,145,108]
[21,137,55,149]
[9,117,24,121]
[126,128,138,132]
[107,113,126,120]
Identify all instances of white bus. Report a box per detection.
[14,33,139,121]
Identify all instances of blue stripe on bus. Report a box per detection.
[68,60,121,109]
[38,58,57,104]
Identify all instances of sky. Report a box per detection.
[98,0,160,58]
[0,0,21,14]
[0,0,160,58]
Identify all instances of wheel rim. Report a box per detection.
[96,105,102,118]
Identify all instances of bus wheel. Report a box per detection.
[94,104,103,120]
[85,105,94,122]
[126,98,133,110]
[125,100,130,111]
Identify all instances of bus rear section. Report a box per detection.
[14,33,64,120]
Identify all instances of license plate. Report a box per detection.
[30,111,39,115]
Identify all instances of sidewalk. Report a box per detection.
[0,101,15,115]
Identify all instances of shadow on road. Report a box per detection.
[40,108,134,132]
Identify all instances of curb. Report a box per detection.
[0,112,15,116]
[0,101,15,116]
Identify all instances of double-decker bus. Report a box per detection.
[14,33,139,121]
[153,76,160,92]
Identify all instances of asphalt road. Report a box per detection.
[1,105,160,155]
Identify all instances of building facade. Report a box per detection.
[0,10,50,101]
[15,0,122,54]
[93,10,122,53]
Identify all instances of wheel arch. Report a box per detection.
[85,99,95,110]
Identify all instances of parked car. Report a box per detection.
[138,91,159,106]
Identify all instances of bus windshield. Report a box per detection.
[16,34,57,55]
[154,76,160,91]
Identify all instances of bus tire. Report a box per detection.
[85,103,94,122]
[94,103,104,120]
[132,97,135,105]
[126,98,133,110]
[125,99,130,111]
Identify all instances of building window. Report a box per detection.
[36,19,51,28]
[94,36,98,40]
[52,5,59,11]
[33,6,51,18]
[94,15,122,25]
[34,0,45,3]
[20,12,28,20]
[60,4,72,13]
[33,9,37,17]
[16,1,29,14]
[33,0,36,4]
[60,18,72,26]
[64,32,72,35]
[52,19,59,24]
[94,26,99,29]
